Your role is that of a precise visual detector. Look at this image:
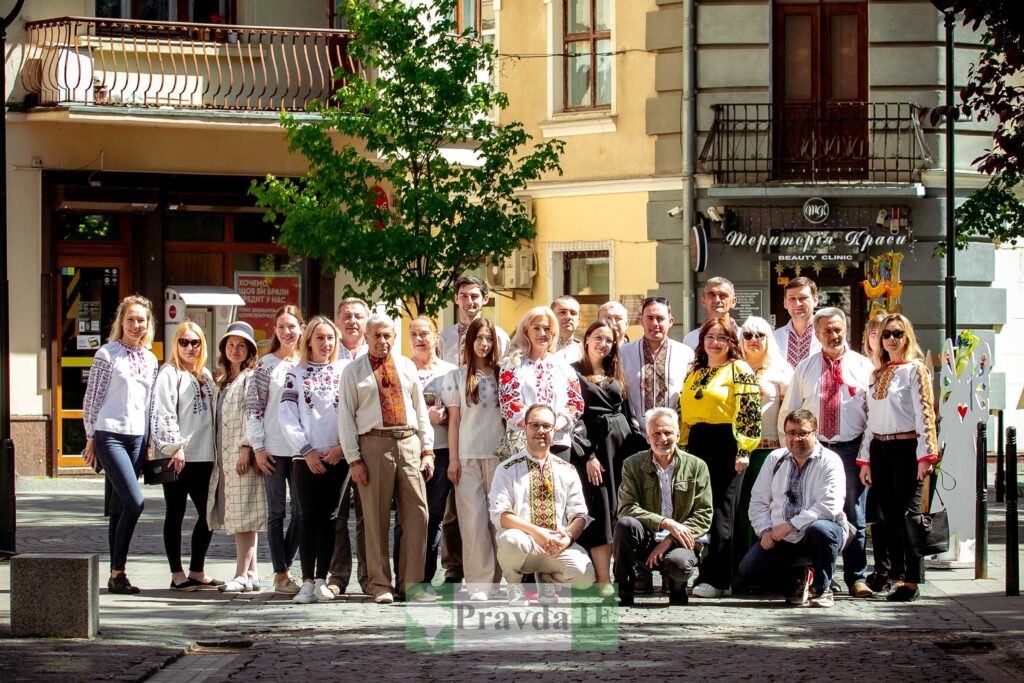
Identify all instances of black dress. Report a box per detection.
[570,362,645,549]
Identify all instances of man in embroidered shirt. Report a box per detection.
[621,297,695,437]
[339,315,436,604]
[552,295,584,363]
[598,300,630,344]
[740,410,849,607]
[439,276,510,366]
[778,307,874,598]
[489,404,595,606]
[682,278,741,349]
[773,277,822,367]
[328,297,371,596]
[614,408,713,607]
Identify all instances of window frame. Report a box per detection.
[561,0,612,112]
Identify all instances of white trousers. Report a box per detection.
[495,528,595,587]
[454,458,501,592]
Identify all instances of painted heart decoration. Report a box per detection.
[956,404,968,421]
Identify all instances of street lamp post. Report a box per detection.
[1,0,26,555]
[931,1,957,341]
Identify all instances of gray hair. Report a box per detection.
[644,407,678,432]
[336,297,370,316]
[365,313,395,333]
[704,277,735,295]
[599,300,627,317]
[813,307,847,331]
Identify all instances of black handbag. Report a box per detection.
[904,487,949,557]
[143,456,178,486]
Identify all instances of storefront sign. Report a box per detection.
[732,288,765,323]
[234,272,302,344]
[725,230,909,255]
[803,197,829,224]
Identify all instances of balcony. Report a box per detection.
[16,17,359,112]
[698,102,932,187]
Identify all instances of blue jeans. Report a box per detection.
[94,431,145,572]
[394,448,449,586]
[265,455,301,574]
[825,438,867,587]
[738,519,844,594]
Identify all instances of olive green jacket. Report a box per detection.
[617,448,713,537]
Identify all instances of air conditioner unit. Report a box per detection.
[485,248,536,290]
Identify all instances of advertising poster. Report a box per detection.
[234,272,302,346]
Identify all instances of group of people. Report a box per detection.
[82,273,938,608]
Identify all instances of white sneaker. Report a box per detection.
[292,581,317,604]
[537,582,560,605]
[506,583,528,607]
[373,591,394,604]
[690,583,725,599]
[314,579,334,602]
[468,591,489,602]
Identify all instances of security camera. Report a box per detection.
[667,206,684,218]
[707,206,724,223]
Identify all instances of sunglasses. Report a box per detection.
[881,330,906,340]
[742,331,766,341]
[177,338,202,349]
[641,296,669,312]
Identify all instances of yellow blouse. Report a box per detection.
[678,360,762,456]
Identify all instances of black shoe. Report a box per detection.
[866,572,891,593]
[633,572,654,595]
[668,590,688,606]
[618,593,635,607]
[108,574,141,594]
[886,585,920,602]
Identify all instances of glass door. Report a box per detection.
[55,257,129,469]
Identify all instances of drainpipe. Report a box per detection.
[679,0,695,330]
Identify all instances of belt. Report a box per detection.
[820,437,860,448]
[365,427,417,439]
[874,431,919,442]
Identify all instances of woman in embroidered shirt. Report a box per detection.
[152,321,221,591]
[571,320,642,596]
[861,313,892,594]
[679,317,762,598]
[245,305,305,595]
[207,321,264,593]
[734,315,793,579]
[857,314,938,602]
[278,316,349,604]
[82,295,159,594]
[498,306,584,457]
[445,318,505,601]
[394,317,458,588]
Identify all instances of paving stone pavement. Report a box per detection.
[2,478,1023,681]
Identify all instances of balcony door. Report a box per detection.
[773,1,867,181]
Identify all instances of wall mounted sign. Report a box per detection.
[803,197,829,224]
[732,288,765,323]
[234,272,302,345]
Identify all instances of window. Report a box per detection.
[563,250,610,332]
[458,0,496,45]
[563,0,611,111]
[96,0,236,23]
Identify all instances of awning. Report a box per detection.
[165,286,245,307]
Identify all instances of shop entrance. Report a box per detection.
[54,256,130,469]
[770,265,867,351]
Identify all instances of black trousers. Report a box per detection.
[613,517,697,595]
[869,438,925,584]
[292,458,349,581]
[688,423,744,590]
[162,461,214,574]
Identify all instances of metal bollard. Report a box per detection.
[996,410,1005,503]
[1006,427,1019,597]
[976,422,988,579]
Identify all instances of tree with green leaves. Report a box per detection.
[930,1,1024,253]
[250,0,563,318]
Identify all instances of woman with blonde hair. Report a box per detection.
[279,316,350,603]
[152,321,221,591]
[498,306,584,456]
[82,294,159,594]
[858,314,938,602]
[245,304,305,594]
[207,321,264,593]
[861,312,891,593]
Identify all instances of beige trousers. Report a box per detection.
[358,433,428,596]
[495,528,596,587]
[453,458,500,592]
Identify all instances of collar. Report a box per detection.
[785,443,823,467]
[652,454,677,476]
[368,353,392,370]
[524,450,551,466]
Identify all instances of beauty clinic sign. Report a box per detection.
[234,272,302,345]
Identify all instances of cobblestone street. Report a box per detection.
[2,479,1022,682]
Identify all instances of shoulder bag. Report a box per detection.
[904,485,949,557]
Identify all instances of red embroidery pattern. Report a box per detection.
[819,355,842,439]
[370,355,407,427]
[528,459,557,530]
[787,325,814,367]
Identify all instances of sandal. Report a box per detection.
[219,577,252,593]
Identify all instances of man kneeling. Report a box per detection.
[489,404,595,606]
[739,410,849,607]
[614,408,713,607]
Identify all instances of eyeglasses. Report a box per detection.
[742,331,766,341]
[881,330,906,340]
[641,296,669,312]
[704,335,731,345]
[526,422,555,433]
[177,338,202,349]
[785,430,815,439]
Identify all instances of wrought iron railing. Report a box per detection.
[17,17,359,111]
[698,102,932,185]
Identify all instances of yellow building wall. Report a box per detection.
[496,191,655,342]
[497,0,659,183]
